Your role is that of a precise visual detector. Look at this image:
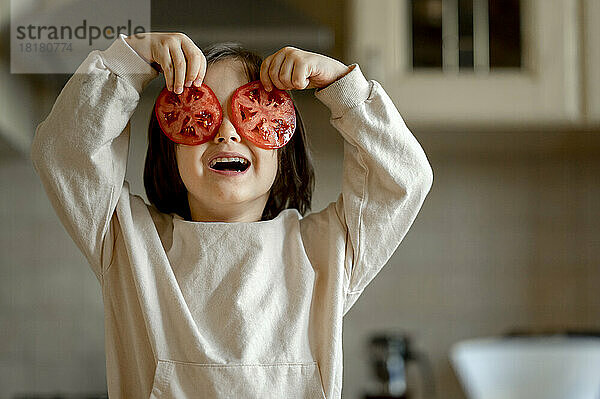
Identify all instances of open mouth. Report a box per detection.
[208,157,251,173]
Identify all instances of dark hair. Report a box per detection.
[143,42,315,221]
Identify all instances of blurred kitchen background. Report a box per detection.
[1,0,600,398]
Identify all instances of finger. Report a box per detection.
[268,51,287,91]
[170,44,186,94]
[153,44,173,91]
[278,55,295,90]
[260,54,274,92]
[193,52,207,87]
[291,61,310,90]
[181,39,203,87]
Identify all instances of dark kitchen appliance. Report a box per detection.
[363,332,436,399]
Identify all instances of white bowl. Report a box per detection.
[450,336,600,399]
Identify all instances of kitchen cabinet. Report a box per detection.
[348,0,598,129]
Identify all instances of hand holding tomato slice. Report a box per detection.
[260,46,353,92]
[124,32,207,94]
[132,33,348,148]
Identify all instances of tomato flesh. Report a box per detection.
[229,81,296,149]
[154,84,223,145]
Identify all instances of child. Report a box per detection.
[30,32,433,398]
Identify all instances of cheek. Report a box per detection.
[175,148,187,178]
[273,151,280,176]
[175,150,189,190]
[267,150,279,182]
[176,146,205,182]
[254,149,278,185]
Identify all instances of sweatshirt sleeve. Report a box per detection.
[30,34,159,282]
[313,64,434,312]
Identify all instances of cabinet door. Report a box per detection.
[348,0,582,128]
[584,0,600,125]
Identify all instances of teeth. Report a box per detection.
[209,157,249,168]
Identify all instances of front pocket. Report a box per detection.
[149,359,327,399]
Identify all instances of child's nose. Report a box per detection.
[213,119,242,143]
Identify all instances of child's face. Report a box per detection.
[175,59,279,222]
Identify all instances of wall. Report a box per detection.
[0,142,107,397]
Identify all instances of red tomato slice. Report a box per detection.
[154,84,223,145]
[229,81,296,149]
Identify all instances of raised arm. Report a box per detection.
[30,34,158,282]
[312,64,433,313]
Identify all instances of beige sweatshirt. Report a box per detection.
[30,35,434,399]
